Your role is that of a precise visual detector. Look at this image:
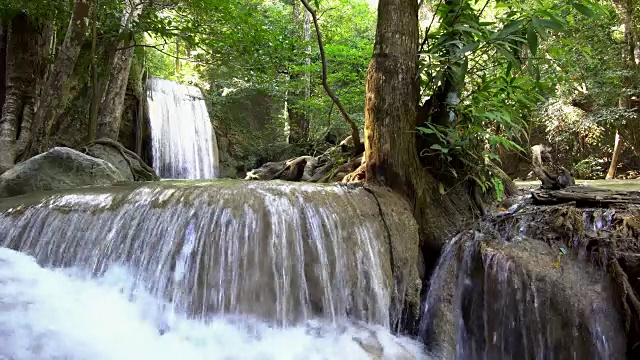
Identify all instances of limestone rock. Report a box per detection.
[0,147,126,198]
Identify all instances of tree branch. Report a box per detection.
[299,0,363,153]
[419,0,442,54]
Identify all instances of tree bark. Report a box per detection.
[96,0,144,140]
[0,15,41,173]
[299,0,363,153]
[28,0,92,156]
[0,21,7,116]
[364,0,474,249]
[606,130,623,179]
[88,0,98,142]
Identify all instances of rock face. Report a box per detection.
[419,198,635,359]
[0,147,126,197]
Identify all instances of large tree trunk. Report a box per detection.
[0,15,41,173]
[28,0,92,156]
[96,0,144,140]
[364,0,474,249]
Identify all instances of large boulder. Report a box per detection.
[0,147,126,198]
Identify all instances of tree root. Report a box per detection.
[83,138,158,181]
[611,258,640,331]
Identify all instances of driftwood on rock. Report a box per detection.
[532,186,640,206]
[531,144,575,189]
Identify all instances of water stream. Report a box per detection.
[0,181,426,359]
[146,78,219,179]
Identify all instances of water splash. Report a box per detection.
[0,247,427,360]
[146,78,219,179]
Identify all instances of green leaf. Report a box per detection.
[439,183,445,195]
[430,143,449,153]
[572,2,596,18]
[538,19,565,32]
[459,42,479,54]
[498,20,525,37]
[417,126,435,134]
[527,23,538,56]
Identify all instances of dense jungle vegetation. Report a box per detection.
[0,0,638,238]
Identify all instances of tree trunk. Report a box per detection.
[87,0,98,142]
[0,15,41,173]
[96,0,144,140]
[0,21,7,116]
[28,0,92,156]
[364,0,475,248]
[606,130,623,179]
[287,2,310,144]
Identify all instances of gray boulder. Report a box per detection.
[0,147,126,198]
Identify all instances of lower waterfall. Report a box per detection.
[418,202,628,360]
[0,181,426,360]
[146,78,219,179]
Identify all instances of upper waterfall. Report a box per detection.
[146,78,219,179]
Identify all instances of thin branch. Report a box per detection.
[419,0,443,54]
[477,0,490,18]
[299,0,363,152]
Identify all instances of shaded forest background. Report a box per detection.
[0,0,639,185]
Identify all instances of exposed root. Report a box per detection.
[611,259,640,332]
[83,138,158,181]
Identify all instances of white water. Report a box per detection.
[0,248,426,360]
[146,78,219,179]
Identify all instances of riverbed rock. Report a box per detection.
[0,147,126,198]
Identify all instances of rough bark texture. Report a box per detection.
[364,0,476,251]
[96,1,144,140]
[0,21,7,117]
[0,15,40,173]
[96,46,136,139]
[29,0,92,156]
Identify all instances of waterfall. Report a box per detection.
[146,78,219,179]
[0,181,426,359]
[418,205,627,360]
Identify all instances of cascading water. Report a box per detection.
[146,78,219,179]
[419,202,628,360]
[0,181,426,359]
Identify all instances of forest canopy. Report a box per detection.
[0,0,637,185]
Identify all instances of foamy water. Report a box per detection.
[0,248,426,360]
